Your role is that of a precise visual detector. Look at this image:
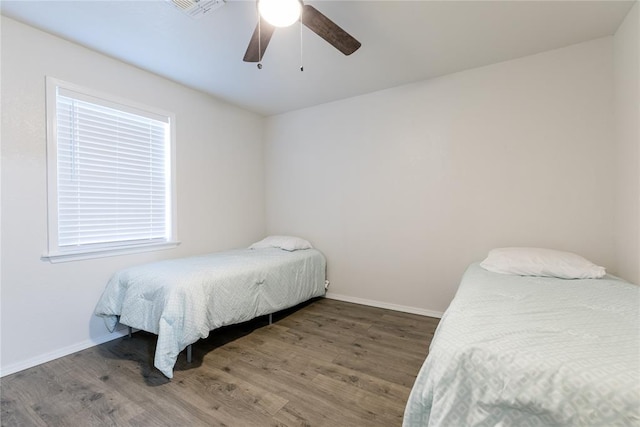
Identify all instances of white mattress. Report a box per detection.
[95,248,326,378]
[404,263,640,426]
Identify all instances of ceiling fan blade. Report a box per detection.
[301,4,361,56]
[243,18,276,62]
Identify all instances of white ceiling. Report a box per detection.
[1,0,635,116]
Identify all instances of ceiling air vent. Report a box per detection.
[168,0,225,19]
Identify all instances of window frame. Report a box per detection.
[42,77,178,263]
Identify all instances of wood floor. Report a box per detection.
[1,298,439,427]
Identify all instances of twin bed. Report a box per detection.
[96,241,639,425]
[403,248,639,426]
[95,236,326,379]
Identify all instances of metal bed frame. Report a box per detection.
[126,313,274,364]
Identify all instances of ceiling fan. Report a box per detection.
[243,0,361,64]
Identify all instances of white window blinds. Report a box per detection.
[45,78,177,261]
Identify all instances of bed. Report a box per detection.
[94,237,326,379]
[403,248,640,426]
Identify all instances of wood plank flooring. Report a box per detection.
[1,298,439,426]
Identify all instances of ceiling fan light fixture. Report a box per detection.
[258,0,302,28]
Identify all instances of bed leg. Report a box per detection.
[128,326,132,338]
[269,313,273,325]
[186,344,192,364]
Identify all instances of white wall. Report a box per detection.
[2,12,633,376]
[614,2,640,285]
[0,17,265,375]
[265,38,617,315]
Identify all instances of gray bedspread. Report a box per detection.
[95,248,326,378]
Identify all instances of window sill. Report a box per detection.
[42,241,181,263]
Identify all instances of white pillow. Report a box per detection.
[249,235,313,252]
[480,247,606,279]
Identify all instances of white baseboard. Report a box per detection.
[324,292,443,319]
[0,328,130,378]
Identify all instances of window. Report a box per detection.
[43,77,177,262]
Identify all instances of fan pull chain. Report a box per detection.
[299,16,304,71]
[257,4,263,69]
